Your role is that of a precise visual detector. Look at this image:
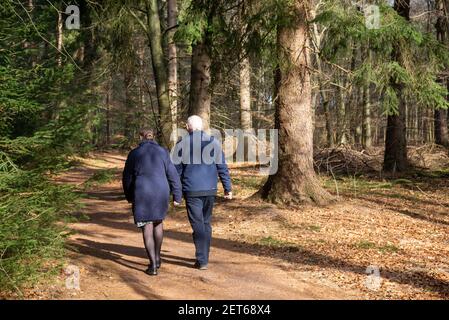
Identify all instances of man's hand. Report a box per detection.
[224,191,233,200]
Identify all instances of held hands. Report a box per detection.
[224,191,233,200]
[173,201,181,206]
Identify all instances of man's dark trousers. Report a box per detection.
[185,195,215,266]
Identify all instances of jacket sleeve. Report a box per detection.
[122,151,135,203]
[216,148,232,193]
[165,150,183,203]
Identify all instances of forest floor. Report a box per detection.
[22,150,449,300]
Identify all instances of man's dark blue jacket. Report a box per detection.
[122,139,182,223]
[173,131,232,197]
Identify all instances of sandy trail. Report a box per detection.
[57,152,359,299]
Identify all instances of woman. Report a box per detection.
[122,128,182,276]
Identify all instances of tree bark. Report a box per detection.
[146,0,172,146]
[362,46,372,149]
[106,84,111,146]
[311,16,334,147]
[362,83,372,149]
[79,0,97,71]
[123,72,133,141]
[383,0,410,172]
[322,99,334,147]
[239,56,252,131]
[260,1,334,205]
[435,108,449,147]
[434,0,449,147]
[336,83,348,144]
[167,0,178,136]
[189,39,212,130]
[56,5,63,67]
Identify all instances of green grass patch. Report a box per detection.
[324,176,394,195]
[378,244,400,253]
[392,178,413,186]
[259,236,300,252]
[356,240,377,249]
[415,169,449,179]
[307,225,321,232]
[356,240,400,253]
[232,176,264,190]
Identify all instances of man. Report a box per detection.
[174,115,232,270]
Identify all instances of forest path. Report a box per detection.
[56,151,359,300]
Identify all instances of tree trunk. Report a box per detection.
[189,39,212,130]
[336,84,347,144]
[435,108,449,147]
[106,86,111,146]
[146,0,171,146]
[79,0,97,71]
[434,0,449,147]
[239,56,252,131]
[362,84,372,149]
[383,0,410,172]
[384,97,408,172]
[362,46,372,149]
[56,6,63,67]
[167,0,178,136]
[260,1,334,205]
[123,72,133,141]
[24,0,37,67]
[311,16,334,147]
[323,98,334,147]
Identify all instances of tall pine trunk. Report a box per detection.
[56,6,63,67]
[240,56,252,131]
[434,0,449,147]
[189,38,212,130]
[167,0,178,137]
[362,47,372,149]
[146,0,171,146]
[123,72,133,141]
[434,109,449,146]
[336,83,347,144]
[383,0,410,172]
[362,84,372,149]
[261,0,334,205]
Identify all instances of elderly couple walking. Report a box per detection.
[122,115,232,276]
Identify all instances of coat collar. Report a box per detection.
[139,139,158,146]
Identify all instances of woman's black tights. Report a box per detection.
[142,221,163,267]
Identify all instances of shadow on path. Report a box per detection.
[70,173,449,298]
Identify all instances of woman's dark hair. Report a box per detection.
[139,128,155,140]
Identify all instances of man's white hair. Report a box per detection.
[187,115,203,131]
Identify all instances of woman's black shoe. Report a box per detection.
[145,266,158,276]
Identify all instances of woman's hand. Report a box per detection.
[174,201,181,206]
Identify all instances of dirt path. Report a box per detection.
[55,152,360,300]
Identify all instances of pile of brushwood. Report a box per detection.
[314,145,382,176]
[314,144,449,177]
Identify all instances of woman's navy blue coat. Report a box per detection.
[122,140,182,223]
